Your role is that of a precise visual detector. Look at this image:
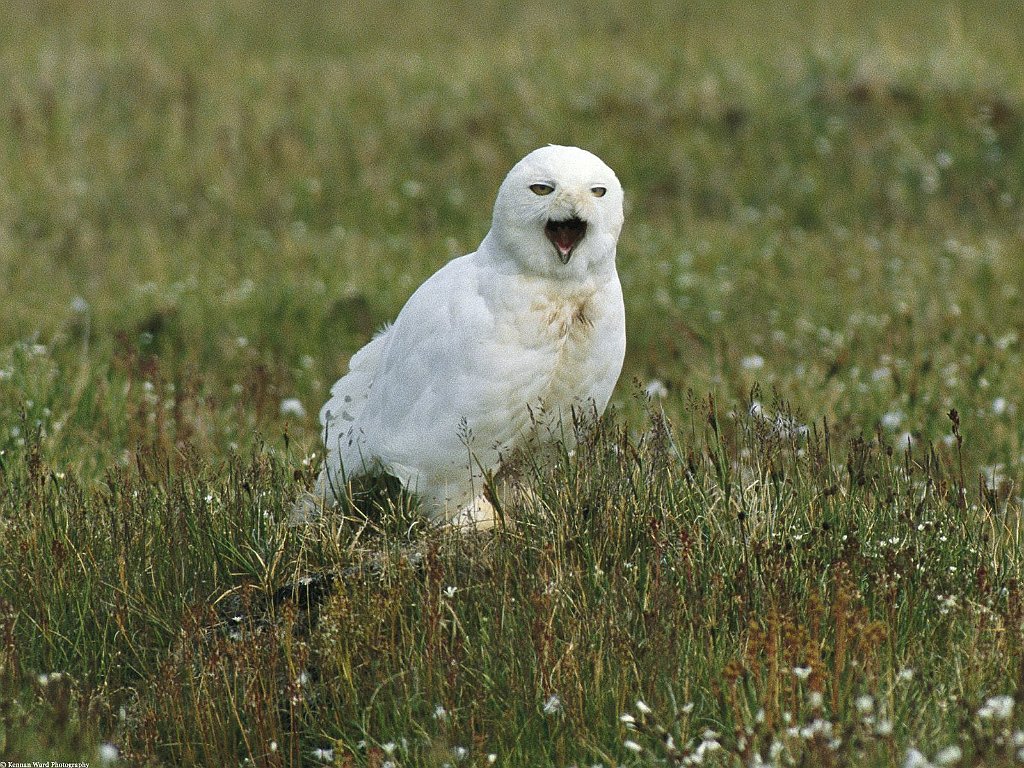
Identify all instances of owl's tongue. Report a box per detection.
[544,217,587,263]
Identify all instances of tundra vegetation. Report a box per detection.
[2,1,1024,765]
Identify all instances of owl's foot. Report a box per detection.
[447,494,498,531]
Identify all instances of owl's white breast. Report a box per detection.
[485,272,626,446]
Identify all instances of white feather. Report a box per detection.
[314,145,626,525]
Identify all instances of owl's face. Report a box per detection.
[487,145,624,281]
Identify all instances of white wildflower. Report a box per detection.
[897,431,915,449]
[280,398,307,418]
[741,354,765,370]
[855,695,874,714]
[623,740,642,753]
[543,694,563,715]
[645,379,668,399]
[880,411,903,430]
[311,747,334,762]
[98,742,119,764]
[978,694,1014,720]
[792,665,812,680]
[934,745,962,765]
[635,699,652,715]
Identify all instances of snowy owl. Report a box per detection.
[313,145,626,527]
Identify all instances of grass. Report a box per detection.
[3,0,1024,764]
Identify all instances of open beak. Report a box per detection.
[544,217,587,264]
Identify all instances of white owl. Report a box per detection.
[313,145,626,527]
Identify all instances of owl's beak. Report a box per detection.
[544,217,587,263]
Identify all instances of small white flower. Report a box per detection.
[382,741,396,755]
[644,379,668,399]
[934,745,962,765]
[698,737,721,754]
[443,585,458,599]
[270,740,278,752]
[453,745,469,760]
[543,694,562,715]
[98,742,119,764]
[623,740,642,753]
[808,691,824,709]
[280,398,307,418]
[434,704,449,721]
[741,354,765,371]
[855,694,874,714]
[635,699,652,715]
[881,410,903,430]
[876,719,894,736]
[71,296,90,314]
[793,665,812,680]
[488,754,497,764]
[311,747,334,762]
[619,713,637,726]
[978,694,1014,720]
[993,397,1009,416]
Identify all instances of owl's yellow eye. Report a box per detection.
[530,183,554,196]
[591,186,607,197]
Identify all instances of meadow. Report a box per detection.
[3,0,1024,764]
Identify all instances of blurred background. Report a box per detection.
[2,0,1023,478]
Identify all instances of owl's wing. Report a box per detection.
[319,328,389,452]
[356,254,503,476]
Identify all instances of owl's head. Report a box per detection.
[484,145,624,281]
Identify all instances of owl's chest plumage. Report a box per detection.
[484,279,622,436]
